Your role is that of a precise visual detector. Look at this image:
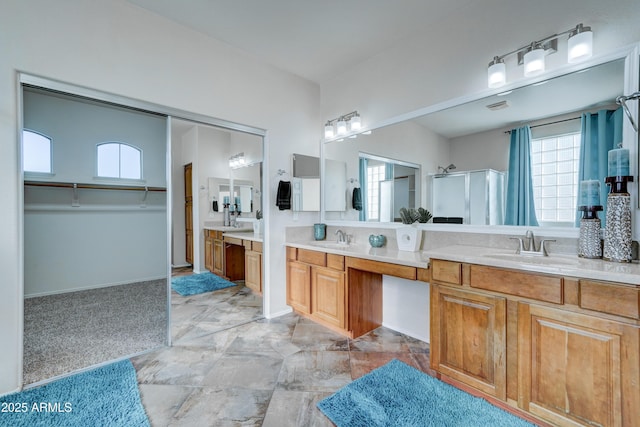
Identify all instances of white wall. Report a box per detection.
[321,1,640,125]
[1,0,319,395]
[382,276,430,342]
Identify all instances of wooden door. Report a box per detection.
[184,163,193,265]
[245,250,262,294]
[286,260,311,315]
[518,303,639,427]
[431,284,507,399]
[311,267,345,328]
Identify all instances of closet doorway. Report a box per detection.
[21,85,170,386]
[170,119,264,341]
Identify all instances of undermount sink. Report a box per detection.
[482,253,581,267]
[307,241,352,250]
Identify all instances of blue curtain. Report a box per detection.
[358,157,367,221]
[576,108,623,227]
[505,126,539,226]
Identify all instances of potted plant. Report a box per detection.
[396,207,424,251]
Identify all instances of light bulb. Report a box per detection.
[349,114,361,131]
[487,57,506,88]
[336,119,347,135]
[568,25,593,63]
[524,46,545,77]
[324,122,334,139]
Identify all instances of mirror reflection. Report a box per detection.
[208,177,255,215]
[323,57,626,229]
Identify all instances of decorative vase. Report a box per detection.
[313,223,326,240]
[253,218,263,235]
[396,226,422,252]
[368,234,386,248]
[578,206,602,259]
[603,176,633,262]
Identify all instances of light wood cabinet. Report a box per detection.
[430,258,640,427]
[312,266,346,329]
[518,303,639,427]
[204,230,213,272]
[431,284,506,399]
[287,260,311,314]
[212,234,224,277]
[184,163,193,265]
[245,248,262,294]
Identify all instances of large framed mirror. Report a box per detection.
[321,47,639,234]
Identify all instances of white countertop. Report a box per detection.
[286,241,429,268]
[286,241,640,285]
[424,245,640,285]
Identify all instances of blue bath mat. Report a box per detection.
[171,272,236,296]
[317,359,534,427]
[0,360,149,427]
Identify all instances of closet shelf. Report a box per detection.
[24,181,167,192]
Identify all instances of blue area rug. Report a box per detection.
[171,272,236,296]
[317,359,534,427]
[0,360,149,427]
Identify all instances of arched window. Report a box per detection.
[97,142,142,179]
[23,129,52,173]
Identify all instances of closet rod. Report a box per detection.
[504,116,580,134]
[24,181,167,192]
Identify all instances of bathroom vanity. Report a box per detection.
[427,245,639,427]
[205,226,263,294]
[286,234,640,427]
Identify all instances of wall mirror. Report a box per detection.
[208,177,254,214]
[322,52,637,232]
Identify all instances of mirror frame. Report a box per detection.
[320,43,640,239]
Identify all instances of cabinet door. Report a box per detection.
[212,239,224,276]
[311,267,346,329]
[204,235,213,272]
[431,284,507,399]
[185,200,193,265]
[518,303,639,427]
[286,260,311,315]
[245,250,262,294]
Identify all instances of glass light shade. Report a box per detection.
[524,47,545,77]
[349,115,361,131]
[487,60,506,88]
[336,119,347,135]
[568,29,593,63]
[324,123,334,138]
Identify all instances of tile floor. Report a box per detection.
[132,281,434,426]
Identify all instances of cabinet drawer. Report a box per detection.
[224,236,243,246]
[297,248,326,266]
[327,254,345,271]
[252,241,263,253]
[286,246,297,260]
[580,280,639,319]
[243,240,252,250]
[470,265,562,304]
[431,259,461,285]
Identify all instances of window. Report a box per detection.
[23,129,52,173]
[97,142,142,179]
[530,132,581,224]
[366,163,386,221]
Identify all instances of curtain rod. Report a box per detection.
[504,116,581,134]
[24,181,166,192]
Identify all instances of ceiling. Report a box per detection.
[126,0,475,84]
[126,0,625,138]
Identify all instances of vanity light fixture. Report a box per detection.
[324,111,362,139]
[228,152,246,169]
[487,23,593,88]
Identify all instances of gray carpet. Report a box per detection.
[24,279,168,385]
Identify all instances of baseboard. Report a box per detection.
[24,275,168,298]
[382,321,430,343]
[264,307,293,319]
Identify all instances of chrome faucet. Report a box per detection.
[335,229,347,244]
[511,230,555,256]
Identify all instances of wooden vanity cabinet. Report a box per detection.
[431,282,507,400]
[245,241,262,294]
[430,258,640,427]
[204,230,214,272]
[312,266,346,329]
